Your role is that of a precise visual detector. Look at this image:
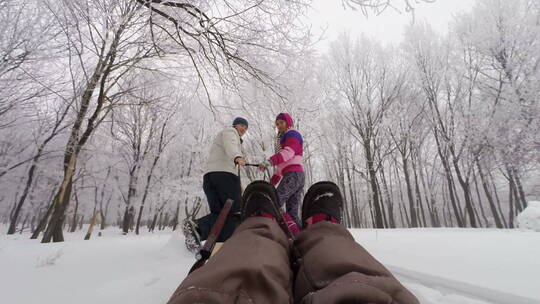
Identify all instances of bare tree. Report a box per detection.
[0,0,56,129]
[112,93,159,234]
[134,107,176,235]
[7,98,71,234]
[326,34,406,228]
[41,0,163,243]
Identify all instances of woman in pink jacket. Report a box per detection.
[260,113,305,227]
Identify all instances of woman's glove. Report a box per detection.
[258,159,272,171]
[270,174,281,185]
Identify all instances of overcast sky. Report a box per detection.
[309,0,474,50]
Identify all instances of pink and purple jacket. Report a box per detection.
[268,113,304,185]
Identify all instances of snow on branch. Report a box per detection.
[135,0,312,107]
[342,0,436,16]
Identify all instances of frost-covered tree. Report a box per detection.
[324,34,407,228]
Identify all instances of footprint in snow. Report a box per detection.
[36,249,64,268]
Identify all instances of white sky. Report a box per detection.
[309,0,474,50]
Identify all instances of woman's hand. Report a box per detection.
[258,160,271,171]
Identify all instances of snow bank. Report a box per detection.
[517,201,540,232]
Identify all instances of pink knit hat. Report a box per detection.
[275,113,294,128]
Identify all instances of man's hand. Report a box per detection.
[235,157,246,166]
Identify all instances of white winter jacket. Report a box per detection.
[204,127,243,175]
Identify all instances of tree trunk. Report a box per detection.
[336,157,351,227]
[99,195,112,230]
[507,168,525,213]
[399,200,410,228]
[508,180,515,228]
[419,159,439,227]
[123,169,139,234]
[365,142,384,228]
[149,213,158,232]
[8,163,39,234]
[380,166,395,228]
[376,178,389,228]
[513,171,528,210]
[472,171,489,227]
[386,164,398,228]
[70,188,80,233]
[490,171,508,228]
[434,135,464,227]
[395,163,408,228]
[442,178,454,227]
[345,157,359,227]
[30,215,37,234]
[476,160,504,228]
[19,214,30,234]
[451,160,477,227]
[41,174,75,243]
[157,212,163,230]
[445,193,454,227]
[411,158,427,227]
[30,189,56,239]
[84,212,99,240]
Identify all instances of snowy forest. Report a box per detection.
[1,0,539,244]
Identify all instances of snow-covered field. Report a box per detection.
[351,229,540,304]
[1,226,539,304]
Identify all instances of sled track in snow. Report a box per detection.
[388,265,538,304]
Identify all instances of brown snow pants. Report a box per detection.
[167,217,419,304]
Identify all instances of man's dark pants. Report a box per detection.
[197,171,242,242]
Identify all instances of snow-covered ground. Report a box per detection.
[1,226,539,304]
[351,229,540,304]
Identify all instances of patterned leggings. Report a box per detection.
[276,171,305,226]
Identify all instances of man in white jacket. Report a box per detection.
[196,117,248,243]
